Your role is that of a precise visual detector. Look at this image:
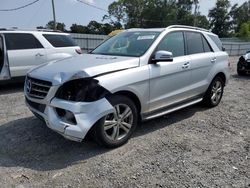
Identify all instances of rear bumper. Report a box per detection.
[25,97,114,142]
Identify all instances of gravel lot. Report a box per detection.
[0,57,249,188]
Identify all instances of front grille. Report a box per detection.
[26,97,46,113]
[26,77,52,99]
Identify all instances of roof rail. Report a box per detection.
[36,29,63,33]
[167,25,211,33]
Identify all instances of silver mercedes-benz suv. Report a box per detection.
[24,25,230,148]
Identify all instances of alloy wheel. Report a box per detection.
[104,104,133,141]
[211,80,223,105]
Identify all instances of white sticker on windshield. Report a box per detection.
[137,35,155,40]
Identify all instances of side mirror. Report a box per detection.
[151,50,173,64]
[222,47,226,51]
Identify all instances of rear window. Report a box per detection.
[208,34,223,51]
[43,34,76,48]
[4,33,43,50]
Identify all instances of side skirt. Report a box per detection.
[142,96,203,121]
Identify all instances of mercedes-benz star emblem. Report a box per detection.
[26,79,32,94]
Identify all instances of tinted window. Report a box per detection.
[208,34,223,51]
[157,32,185,57]
[5,33,43,50]
[202,36,213,52]
[186,32,204,55]
[0,36,3,70]
[43,34,76,47]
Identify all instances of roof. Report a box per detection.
[125,25,215,36]
[0,29,69,35]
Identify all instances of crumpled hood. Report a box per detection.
[28,54,140,85]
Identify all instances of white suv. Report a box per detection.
[0,30,81,80]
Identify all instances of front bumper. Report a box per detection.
[25,96,115,142]
[238,59,250,71]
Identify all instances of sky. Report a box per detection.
[0,0,247,30]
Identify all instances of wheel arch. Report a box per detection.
[112,90,142,117]
[214,72,226,86]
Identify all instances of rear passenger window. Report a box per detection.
[186,32,204,55]
[208,34,223,51]
[202,36,213,52]
[4,33,43,50]
[157,32,185,57]
[43,34,76,47]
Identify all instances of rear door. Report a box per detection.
[5,33,47,77]
[185,31,215,96]
[0,34,11,80]
[42,34,81,61]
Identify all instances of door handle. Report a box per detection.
[182,62,190,69]
[211,58,217,63]
[35,53,44,57]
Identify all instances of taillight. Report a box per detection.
[75,48,82,54]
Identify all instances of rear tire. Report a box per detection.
[92,95,138,148]
[203,76,224,107]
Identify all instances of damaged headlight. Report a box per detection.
[56,78,110,102]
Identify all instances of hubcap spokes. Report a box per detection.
[104,104,133,141]
[211,81,222,104]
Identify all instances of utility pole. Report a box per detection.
[193,0,200,27]
[51,0,57,30]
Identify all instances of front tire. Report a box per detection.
[237,61,247,76]
[203,76,224,107]
[93,95,138,148]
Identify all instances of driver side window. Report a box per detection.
[157,32,185,58]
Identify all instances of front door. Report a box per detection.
[0,34,10,80]
[149,31,192,112]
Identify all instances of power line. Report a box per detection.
[0,0,40,12]
[76,0,108,12]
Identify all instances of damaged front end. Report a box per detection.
[56,78,111,102]
[25,76,115,142]
[238,52,250,74]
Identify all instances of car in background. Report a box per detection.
[237,51,250,75]
[23,25,230,148]
[0,29,82,81]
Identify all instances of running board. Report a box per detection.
[143,98,203,120]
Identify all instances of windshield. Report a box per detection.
[92,31,160,57]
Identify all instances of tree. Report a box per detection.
[87,21,105,34]
[140,0,177,28]
[46,21,66,32]
[36,26,46,30]
[208,0,231,37]
[176,0,194,26]
[195,15,210,29]
[70,24,89,33]
[230,1,250,33]
[238,22,250,40]
[70,21,121,35]
[104,0,206,28]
